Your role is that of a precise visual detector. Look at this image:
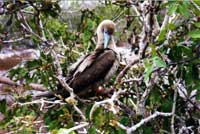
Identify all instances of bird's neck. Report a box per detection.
[96,36,116,51]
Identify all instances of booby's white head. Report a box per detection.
[96,20,116,50]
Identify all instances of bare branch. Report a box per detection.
[90,89,126,120]
[116,57,139,82]
[2,36,30,44]
[38,14,47,41]
[190,0,200,12]
[171,81,178,134]
[115,111,172,133]
[0,76,18,86]
[13,98,65,111]
[16,12,48,43]
[58,122,89,134]
[131,3,143,23]
[126,111,172,133]
[155,11,169,41]
[51,49,75,98]
[160,12,169,33]
[73,105,86,121]
[122,76,143,83]
[0,76,46,91]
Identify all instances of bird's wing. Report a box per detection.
[66,52,97,83]
[68,54,89,74]
[68,49,117,95]
[73,52,97,76]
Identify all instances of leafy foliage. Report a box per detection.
[0,0,200,134]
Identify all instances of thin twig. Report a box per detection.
[126,111,172,133]
[0,76,46,91]
[58,122,89,134]
[38,13,47,41]
[2,36,29,44]
[90,89,126,120]
[73,105,86,121]
[13,98,65,111]
[116,57,139,82]
[51,49,75,98]
[171,81,178,134]
[190,0,200,12]
[122,76,143,83]
[115,111,172,133]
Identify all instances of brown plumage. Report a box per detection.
[58,20,119,98]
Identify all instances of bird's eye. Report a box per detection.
[104,30,111,35]
[103,28,109,34]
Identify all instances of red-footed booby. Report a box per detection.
[58,20,119,98]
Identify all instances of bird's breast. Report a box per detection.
[68,49,119,96]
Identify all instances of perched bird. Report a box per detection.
[58,20,119,98]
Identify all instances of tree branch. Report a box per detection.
[58,122,89,134]
[115,111,172,133]
[90,89,126,120]
[171,80,178,134]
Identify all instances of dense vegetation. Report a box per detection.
[0,0,200,134]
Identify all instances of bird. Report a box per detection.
[57,20,119,98]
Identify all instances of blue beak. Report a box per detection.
[104,31,110,49]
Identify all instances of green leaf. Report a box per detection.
[144,65,154,85]
[189,30,200,38]
[149,44,156,57]
[193,0,200,6]
[120,116,129,126]
[0,99,6,114]
[178,2,190,18]
[177,44,192,56]
[153,56,166,68]
[168,23,176,30]
[160,99,173,112]
[26,60,41,70]
[157,28,167,42]
[143,126,153,134]
[85,104,93,120]
[57,128,76,134]
[197,90,200,100]
[93,107,104,127]
[150,88,161,107]
[194,22,200,28]
[41,72,48,87]
[88,127,97,134]
[168,3,177,15]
